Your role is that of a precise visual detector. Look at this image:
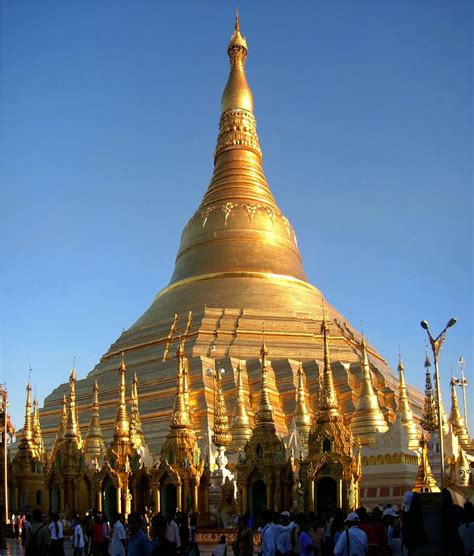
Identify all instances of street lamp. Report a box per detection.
[420,317,457,489]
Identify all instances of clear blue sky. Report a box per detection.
[1,1,472,434]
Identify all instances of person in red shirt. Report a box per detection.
[91,515,105,556]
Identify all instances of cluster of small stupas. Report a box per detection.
[10,13,473,519]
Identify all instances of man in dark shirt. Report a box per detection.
[127,512,151,556]
[151,514,175,556]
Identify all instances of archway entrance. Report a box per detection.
[51,486,60,513]
[316,477,337,514]
[103,481,117,518]
[161,483,177,514]
[249,480,266,517]
[134,474,150,515]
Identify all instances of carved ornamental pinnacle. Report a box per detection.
[293,363,311,442]
[232,362,252,447]
[319,313,340,418]
[23,383,33,442]
[65,368,82,447]
[397,355,419,451]
[32,398,45,462]
[114,354,130,441]
[448,376,470,449]
[255,340,276,431]
[421,353,438,432]
[212,362,231,449]
[171,341,192,429]
[84,380,106,463]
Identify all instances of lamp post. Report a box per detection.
[420,317,457,489]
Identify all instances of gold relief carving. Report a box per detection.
[214,109,262,158]
[221,202,236,227]
[281,215,291,236]
[265,207,276,225]
[243,204,258,222]
[200,206,215,228]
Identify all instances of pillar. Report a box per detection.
[336,479,342,508]
[307,479,314,512]
[60,485,65,512]
[177,483,182,511]
[116,486,122,514]
[153,488,160,514]
[193,483,199,513]
[266,482,272,510]
[97,488,103,512]
[203,484,209,513]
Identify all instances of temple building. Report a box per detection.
[10,14,472,518]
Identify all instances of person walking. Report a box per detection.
[333,512,368,556]
[127,512,151,556]
[111,513,127,556]
[49,512,66,556]
[25,508,50,556]
[73,519,86,556]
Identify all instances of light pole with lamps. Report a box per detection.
[420,317,457,489]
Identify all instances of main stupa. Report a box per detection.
[40,14,423,456]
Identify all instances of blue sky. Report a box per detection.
[1,1,472,434]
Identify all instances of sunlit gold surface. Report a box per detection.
[449,377,470,449]
[397,356,419,451]
[83,380,106,462]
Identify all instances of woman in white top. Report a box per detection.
[48,512,65,556]
[73,521,86,556]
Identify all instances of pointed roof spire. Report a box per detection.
[23,383,33,442]
[319,311,340,417]
[65,367,81,445]
[50,394,68,462]
[212,364,231,448]
[449,376,470,449]
[130,373,147,451]
[255,339,275,430]
[113,352,130,440]
[397,352,419,450]
[412,431,440,493]
[421,352,438,432]
[170,341,192,428]
[232,361,252,447]
[32,398,45,461]
[293,362,311,442]
[350,335,388,444]
[84,380,106,463]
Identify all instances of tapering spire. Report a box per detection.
[23,383,33,442]
[65,367,81,445]
[421,353,438,431]
[212,365,231,448]
[318,314,340,418]
[129,373,147,451]
[113,353,130,440]
[232,362,252,447]
[293,363,311,442]
[433,368,449,435]
[397,354,419,450]
[170,341,192,428]
[50,394,67,461]
[255,340,275,430]
[413,432,440,493]
[449,376,471,449]
[84,380,106,463]
[32,398,45,461]
[350,336,388,444]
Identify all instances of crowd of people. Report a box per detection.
[10,490,474,556]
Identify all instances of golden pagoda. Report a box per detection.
[83,380,106,465]
[16,13,428,516]
[397,355,419,451]
[448,376,471,450]
[412,432,440,493]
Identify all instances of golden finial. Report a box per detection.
[350,333,388,444]
[222,8,253,113]
[413,431,440,493]
[129,373,147,451]
[212,363,231,448]
[23,382,33,442]
[65,365,81,443]
[319,310,339,416]
[170,341,192,428]
[448,375,470,449]
[113,353,130,440]
[256,339,275,430]
[421,355,438,432]
[232,361,252,446]
[293,362,311,442]
[397,351,419,450]
[84,380,106,463]
[32,398,45,460]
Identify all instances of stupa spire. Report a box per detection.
[22,383,33,442]
[448,376,470,449]
[113,353,130,440]
[421,353,438,431]
[412,431,440,493]
[351,335,388,444]
[129,373,147,451]
[397,354,419,450]
[212,365,231,448]
[65,368,81,445]
[50,394,67,461]
[84,380,106,463]
[171,341,192,428]
[232,362,252,447]
[319,313,340,418]
[32,398,45,461]
[255,340,275,431]
[293,363,311,442]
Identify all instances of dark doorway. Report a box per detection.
[249,480,266,517]
[161,483,177,514]
[316,477,337,514]
[134,475,150,515]
[51,486,60,513]
[104,482,117,518]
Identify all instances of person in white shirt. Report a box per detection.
[333,512,368,556]
[165,511,181,551]
[73,521,85,556]
[260,510,296,556]
[276,512,293,556]
[111,513,127,556]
